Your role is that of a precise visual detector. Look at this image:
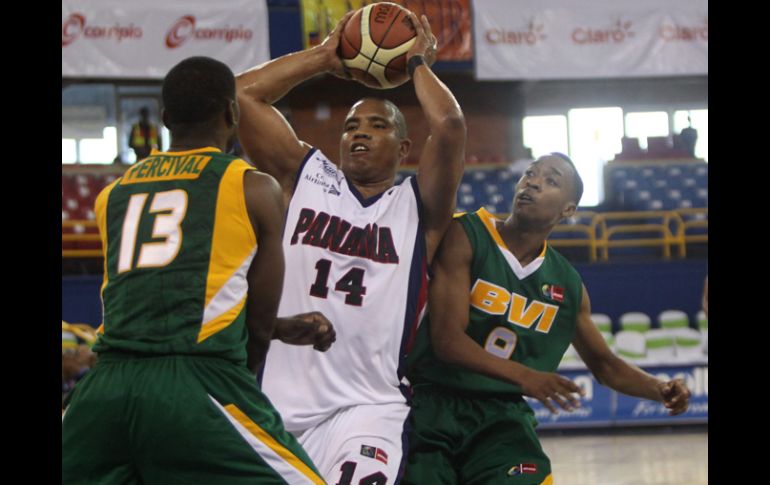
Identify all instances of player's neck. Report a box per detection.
[348,178,393,200]
[168,135,226,153]
[497,219,549,265]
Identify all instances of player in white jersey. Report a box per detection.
[236,12,465,484]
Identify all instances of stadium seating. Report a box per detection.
[618,312,652,333]
[658,309,690,330]
[614,330,647,362]
[606,162,708,212]
[696,310,708,355]
[673,327,705,362]
[645,328,676,362]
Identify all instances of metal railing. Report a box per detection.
[62,208,707,262]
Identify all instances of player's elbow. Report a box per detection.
[432,332,464,365]
[436,113,466,138]
[236,78,269,104]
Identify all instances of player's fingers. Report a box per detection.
[540,396,558,414]
[564,391,582,408]
[558,377,582,394]
[550,392,572,411]
[334,10,355,33]
[421,15,433,37]
[407,12,425,37]
[314,328,336,351]
[309,312,333,326]
[669,403,687,416]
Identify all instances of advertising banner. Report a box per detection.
[473,0,707,80]
[527,365,707,428]
[62,0,270,79]
[614,365,708,423]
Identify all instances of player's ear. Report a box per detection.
[560,201,577,220]
[399,138,411,161]
[225,99,238,128]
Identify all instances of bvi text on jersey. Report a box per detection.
[470,279,560,334]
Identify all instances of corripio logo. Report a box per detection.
[62,13,85,47]
[572,19,635,45]
[62,12,142,47]
[165,15,253,49]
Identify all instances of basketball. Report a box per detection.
[338,2,418,89]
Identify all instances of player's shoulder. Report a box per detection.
[544,245,582,281]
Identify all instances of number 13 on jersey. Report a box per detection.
[117,189,188,273]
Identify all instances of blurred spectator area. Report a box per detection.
[64,158,707,266]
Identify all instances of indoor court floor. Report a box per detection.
[540,426,707,484]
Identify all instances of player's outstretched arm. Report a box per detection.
[573,285,691,416]
[406,13,466,264]
[236,12,354,196]
[428,221,582,414]
[242,171,286,374]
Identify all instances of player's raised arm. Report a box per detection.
[236,12,354,196]
[407,13,466,264]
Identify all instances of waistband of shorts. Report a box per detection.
[410,382,526,403]
[96,350,236,365]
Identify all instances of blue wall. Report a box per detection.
[574,260,707,332]
[63,260,707,329]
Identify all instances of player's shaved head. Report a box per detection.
[350,98,408,140]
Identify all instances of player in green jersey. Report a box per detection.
[62,57,333,485]
[404,153,691,485]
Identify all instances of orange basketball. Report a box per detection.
[338,2,417,89]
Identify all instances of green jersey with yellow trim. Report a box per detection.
[93,147,257,363]
[407,207,583,396]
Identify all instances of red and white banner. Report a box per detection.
[62,0,270,79]
[473,0,707,80]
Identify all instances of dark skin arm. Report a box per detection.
[572,285,691,416]
[429,221,584,414]
[242,171,287,374]
[406,13,466,264]
[274,311,336,352]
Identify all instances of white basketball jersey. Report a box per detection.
[261,149,428,433]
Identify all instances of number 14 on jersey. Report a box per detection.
[310,258,367,306]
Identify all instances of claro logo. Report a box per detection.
[572,20,634,45]
[486,21,546,46]
[660,17,708,42]
[165,15,253,49]
[62,13,142,47]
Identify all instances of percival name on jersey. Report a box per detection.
[261,149,428,433]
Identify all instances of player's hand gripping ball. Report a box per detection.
[338,2,417,89]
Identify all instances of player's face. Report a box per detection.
[511,156,577,225]
[339,99,408,183]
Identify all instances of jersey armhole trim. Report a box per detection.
[291,147,318,195]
